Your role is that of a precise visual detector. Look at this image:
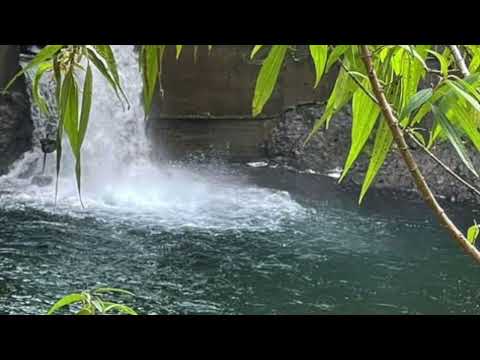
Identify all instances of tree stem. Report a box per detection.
[449,45,470,78]
[360,45,480,264]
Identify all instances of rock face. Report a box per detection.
[145,45,480,205]
[148,45,336,162]
[0,45,33,175]
[267,103,480,204]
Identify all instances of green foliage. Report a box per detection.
[4,45,128,205]
[309,45,328,88]
[339,80,380,182]
[47,287,137,315]
[10,44,480,207]
[252,45,288,117]
[249,44,480,203]
[467,221,480,245]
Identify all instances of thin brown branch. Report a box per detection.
[338,59,379,105]
[406,130,480,198]
[360,45,480,264]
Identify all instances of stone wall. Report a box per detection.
[0,45,33,175]
[146,45,480,205]
[148,45,337,161]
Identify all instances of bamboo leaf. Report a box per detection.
[252,45,288,117]
[47,293,84,315]
[251,45,264,59]
[305,66,358,144]
[309,45,328,88]
[103,303,138,315]
[399,88,433,122]
[78,64,93,147]
[340,83,381,182]
[93,45,129,108]
[427,49,449,77]
[86,48,125,110]
[32,62,53,115]
[3,45,63,93]
[359,118,394,203]
[433,105,479,177]
[445,80,480,113]
[325,45,349,73]
[176,45,183,60]
[467,221,480,245]
[141,45,159,117]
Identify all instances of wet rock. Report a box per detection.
[266,103,480,206]
[0,45,33,175]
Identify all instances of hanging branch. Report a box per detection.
[360,45,480,264]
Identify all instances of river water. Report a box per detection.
[0,45,479,315]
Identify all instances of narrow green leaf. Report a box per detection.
[79,64,92,147]
[325,45,349,73]
[103,303,138,315]
[252,45,287,117]
[427,49,449,77]
[309,45,328,88]
[3,45,63,93]
[86,48,125,109]
[399,88,433,122]
[433,105,479,177]
[359,118,394,203]
[467,221,479,245]
[251,45,264,59]
[305,65,358,143]
[340,83,381,182]
[141,45,159,117]
[398,45,429,71]
[93,45,130,109]
[176,45,183,60]
[48,293,84,315]
[445,80,480,113]
[32,62,53,115]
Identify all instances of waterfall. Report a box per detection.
[0,45,307,231]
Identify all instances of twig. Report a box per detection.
[360,44,480,264]
[406,130,480,198]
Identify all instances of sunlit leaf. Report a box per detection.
[359,118,394,203]
[176,45,183,60]
[467,221,480,245]
[3,45,63,93]
[309,45,328,88]
[48,293,84,315]
[252,45,288,117]
[251,45,264,59]
[340,82,381,182]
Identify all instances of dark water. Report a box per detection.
[1,167,479,315]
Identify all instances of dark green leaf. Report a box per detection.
[433,105,478,177]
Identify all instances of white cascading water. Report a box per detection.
[0,45,307,230]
